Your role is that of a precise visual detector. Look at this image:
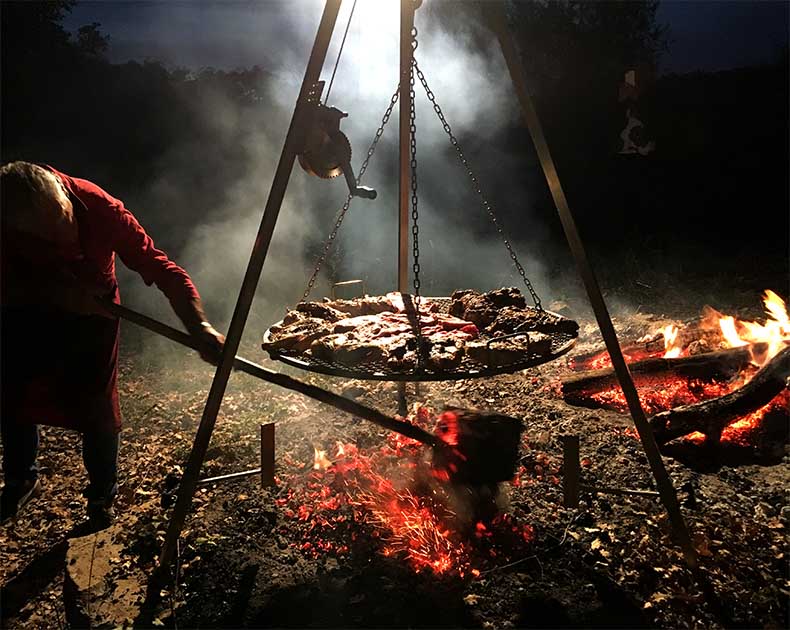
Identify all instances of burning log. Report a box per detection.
[648,346,789,444]
[562,344,765,406]
[567,318,725,371]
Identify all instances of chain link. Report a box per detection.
[408,27,426,368]
[301,87,401,302]
[413,61,543,311]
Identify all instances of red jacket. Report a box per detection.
[1,167,200,432]
[53,166,200,308]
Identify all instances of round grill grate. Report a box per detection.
[262,297,577,382]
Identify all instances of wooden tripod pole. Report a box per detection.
[489,3,698,568]
[157,0,343,571]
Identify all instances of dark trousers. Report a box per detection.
[1,418,119,505]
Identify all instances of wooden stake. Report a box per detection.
[561,435,581,508]
[260,423,275,487]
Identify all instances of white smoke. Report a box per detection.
[113,0,573,354]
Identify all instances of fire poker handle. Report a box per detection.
[97,298,438,448]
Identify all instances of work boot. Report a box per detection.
[86,502,115,532]
[1,478,42,523]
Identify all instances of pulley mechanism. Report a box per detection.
[298,81,377,200]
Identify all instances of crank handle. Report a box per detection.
[353,185,377,200]
[341,159,377,200]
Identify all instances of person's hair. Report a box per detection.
[0,161,73,235]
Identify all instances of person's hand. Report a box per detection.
[193,322,225,364]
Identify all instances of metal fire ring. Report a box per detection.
[262,297,577,382]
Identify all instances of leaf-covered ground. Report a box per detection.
[2,280,788,629]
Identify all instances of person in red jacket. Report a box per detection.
[1,161,225,528]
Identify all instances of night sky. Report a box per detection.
[63,0,789,75]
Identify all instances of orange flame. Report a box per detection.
[717,290,789,365]
[574,289,789,372]
[661,324,682,358]
[313,446,332,471]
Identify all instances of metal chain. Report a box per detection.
[413,61,544,311]
[301,86,401,302]
[408,28,426,368]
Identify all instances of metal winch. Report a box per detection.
[297,81,377,200]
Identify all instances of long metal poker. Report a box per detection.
[98,298,439,447]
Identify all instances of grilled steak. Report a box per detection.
[263,317,328,353]
[465,331,552,366]
[429,342,464,370]
[310,333,387,365]
[295,301,345,321]
[320,291,411,317]
[450,287,527,327]
[488,306,580,336]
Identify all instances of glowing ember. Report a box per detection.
[276,405,535,577]
[589,374,737,415]
[720,390,790,446]
[589,371,786,446]
[351,480,467,574]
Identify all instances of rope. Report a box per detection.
[324,0,358,105]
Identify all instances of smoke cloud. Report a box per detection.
[111,0,578,358]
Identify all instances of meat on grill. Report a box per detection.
[262,288,577,370]
[449,287,527,327]
[317,291,418,317]
[264,317,328,353]
[487,306,580,336]
[465,331,552,366]
[295,301,345,322]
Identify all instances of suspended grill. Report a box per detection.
[262,298,577,381]
[270,5,578,382]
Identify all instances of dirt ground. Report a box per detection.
[1,271,788,629]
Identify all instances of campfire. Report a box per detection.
[276,404,535,578]
[562,290,790,448]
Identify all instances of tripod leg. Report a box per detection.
[489,2,697,568]
[157,0,344,572]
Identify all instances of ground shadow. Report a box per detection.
[1,539,68,620]
[242,560,477,628]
